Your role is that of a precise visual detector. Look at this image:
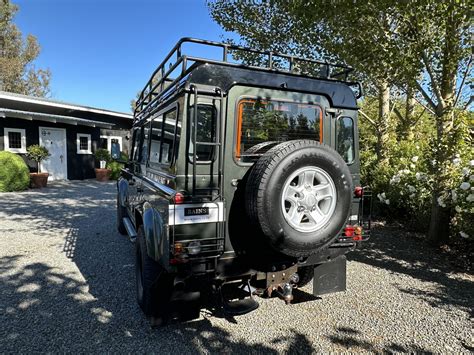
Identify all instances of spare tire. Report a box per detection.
[245,140,353,257]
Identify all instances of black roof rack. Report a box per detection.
[134,37,354,122]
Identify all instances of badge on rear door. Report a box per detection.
[184,207,209,216]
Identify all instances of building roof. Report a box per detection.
[0,108,114,129]
[0,91,132,119]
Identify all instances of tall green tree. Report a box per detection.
[0,0,51,97]
[208,0,472,244]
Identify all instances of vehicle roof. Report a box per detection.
[185,63,358,109]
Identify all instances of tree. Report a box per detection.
[208,0,401,161]
[208,0,472,244]
[0,0,51,97]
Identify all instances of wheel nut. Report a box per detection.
[297,206,305,212]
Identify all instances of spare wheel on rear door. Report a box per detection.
[245,140,353,257]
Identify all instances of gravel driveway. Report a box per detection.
[0,181,472,353]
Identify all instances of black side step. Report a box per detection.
[220,282,259,316]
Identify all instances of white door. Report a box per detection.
[39,127,68,180]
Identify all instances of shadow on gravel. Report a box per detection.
[0,254,315,353]
[347,224,474,317]
[0,181,316,353]
[326,326,432,353]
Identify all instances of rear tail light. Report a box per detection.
[170,242,188,264]
[344,225,363,241]
[353,226,363,241]
[344,225,355,237]
[354,186,364,198]
[174,242,184,254]
[173,192,185,204]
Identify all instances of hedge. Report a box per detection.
[0,151,30,192]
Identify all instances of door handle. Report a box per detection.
[60,155,64,163]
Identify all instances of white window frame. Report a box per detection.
[4,128,27,153]
[76,133,92,154]
[100,135,122,153]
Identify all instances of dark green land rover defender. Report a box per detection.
[117,38,371,325]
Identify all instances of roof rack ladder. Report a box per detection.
[191,86,224,199]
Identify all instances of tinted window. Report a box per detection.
[140,122,150,164]
[237,99,321,159]
[189,105,216,162]
[131,128,141,161]
[161,109,177,164]
[336,116,355,163]
[148,107,179,166]
[149,115,163,164]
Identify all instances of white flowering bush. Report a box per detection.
[359,102,473,241]
[371,139,433,226]
[449,159,474,240]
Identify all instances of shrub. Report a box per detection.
[107,161,123,180]
[95,148,111,162]
[0,151,30,192]
[26,145,50,173]
[107,151,128,180]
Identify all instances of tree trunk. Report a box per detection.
[427,4,460,245]
[404,85,416,140]
[376,80,390,161]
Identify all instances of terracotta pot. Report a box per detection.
[30,172,49,188]
[95,168,112,182]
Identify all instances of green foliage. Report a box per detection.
[94,148,111,162]
[0,151,30,192]
[26,144,50,163]
[120,151,128,161]
[0,0,51,96]
[26,144,50,173]
[107,161,123,180]
[209,0,471,244]
[360,103,473,240]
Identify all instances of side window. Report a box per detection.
[149,115,163,164]
[336,116,355,163]
[140,121,150,164]
[131,128,142,162]
[188,104,216,162]
[161,109,177,164]
[148,107,178,166]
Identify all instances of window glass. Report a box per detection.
[161,109,177,164]
[79,136,88,151]
[8,131,22,149]
[99,137,108,150]
[237,99,321,160]
[336,116,355,163]
[140,122,150,164]
[132,128,142,161]
[189,105,216,162]
[149,115,163,164]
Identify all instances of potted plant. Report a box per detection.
[26,145,51,188]
[94,148,112,181]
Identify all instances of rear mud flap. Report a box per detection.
[313,255,346,296]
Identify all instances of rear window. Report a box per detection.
[236,99,322,161]
[336,116,355,163]
[188,105,217,163]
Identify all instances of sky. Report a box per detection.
[14,0,231,113]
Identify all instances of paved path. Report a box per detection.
[0,181,472,353]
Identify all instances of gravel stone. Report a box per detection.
[0,181,472,353]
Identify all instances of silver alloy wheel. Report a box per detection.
[281,166,337,232]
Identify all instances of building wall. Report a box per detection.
[1,117,99,180]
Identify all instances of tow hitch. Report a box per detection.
[264,265,299,304]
